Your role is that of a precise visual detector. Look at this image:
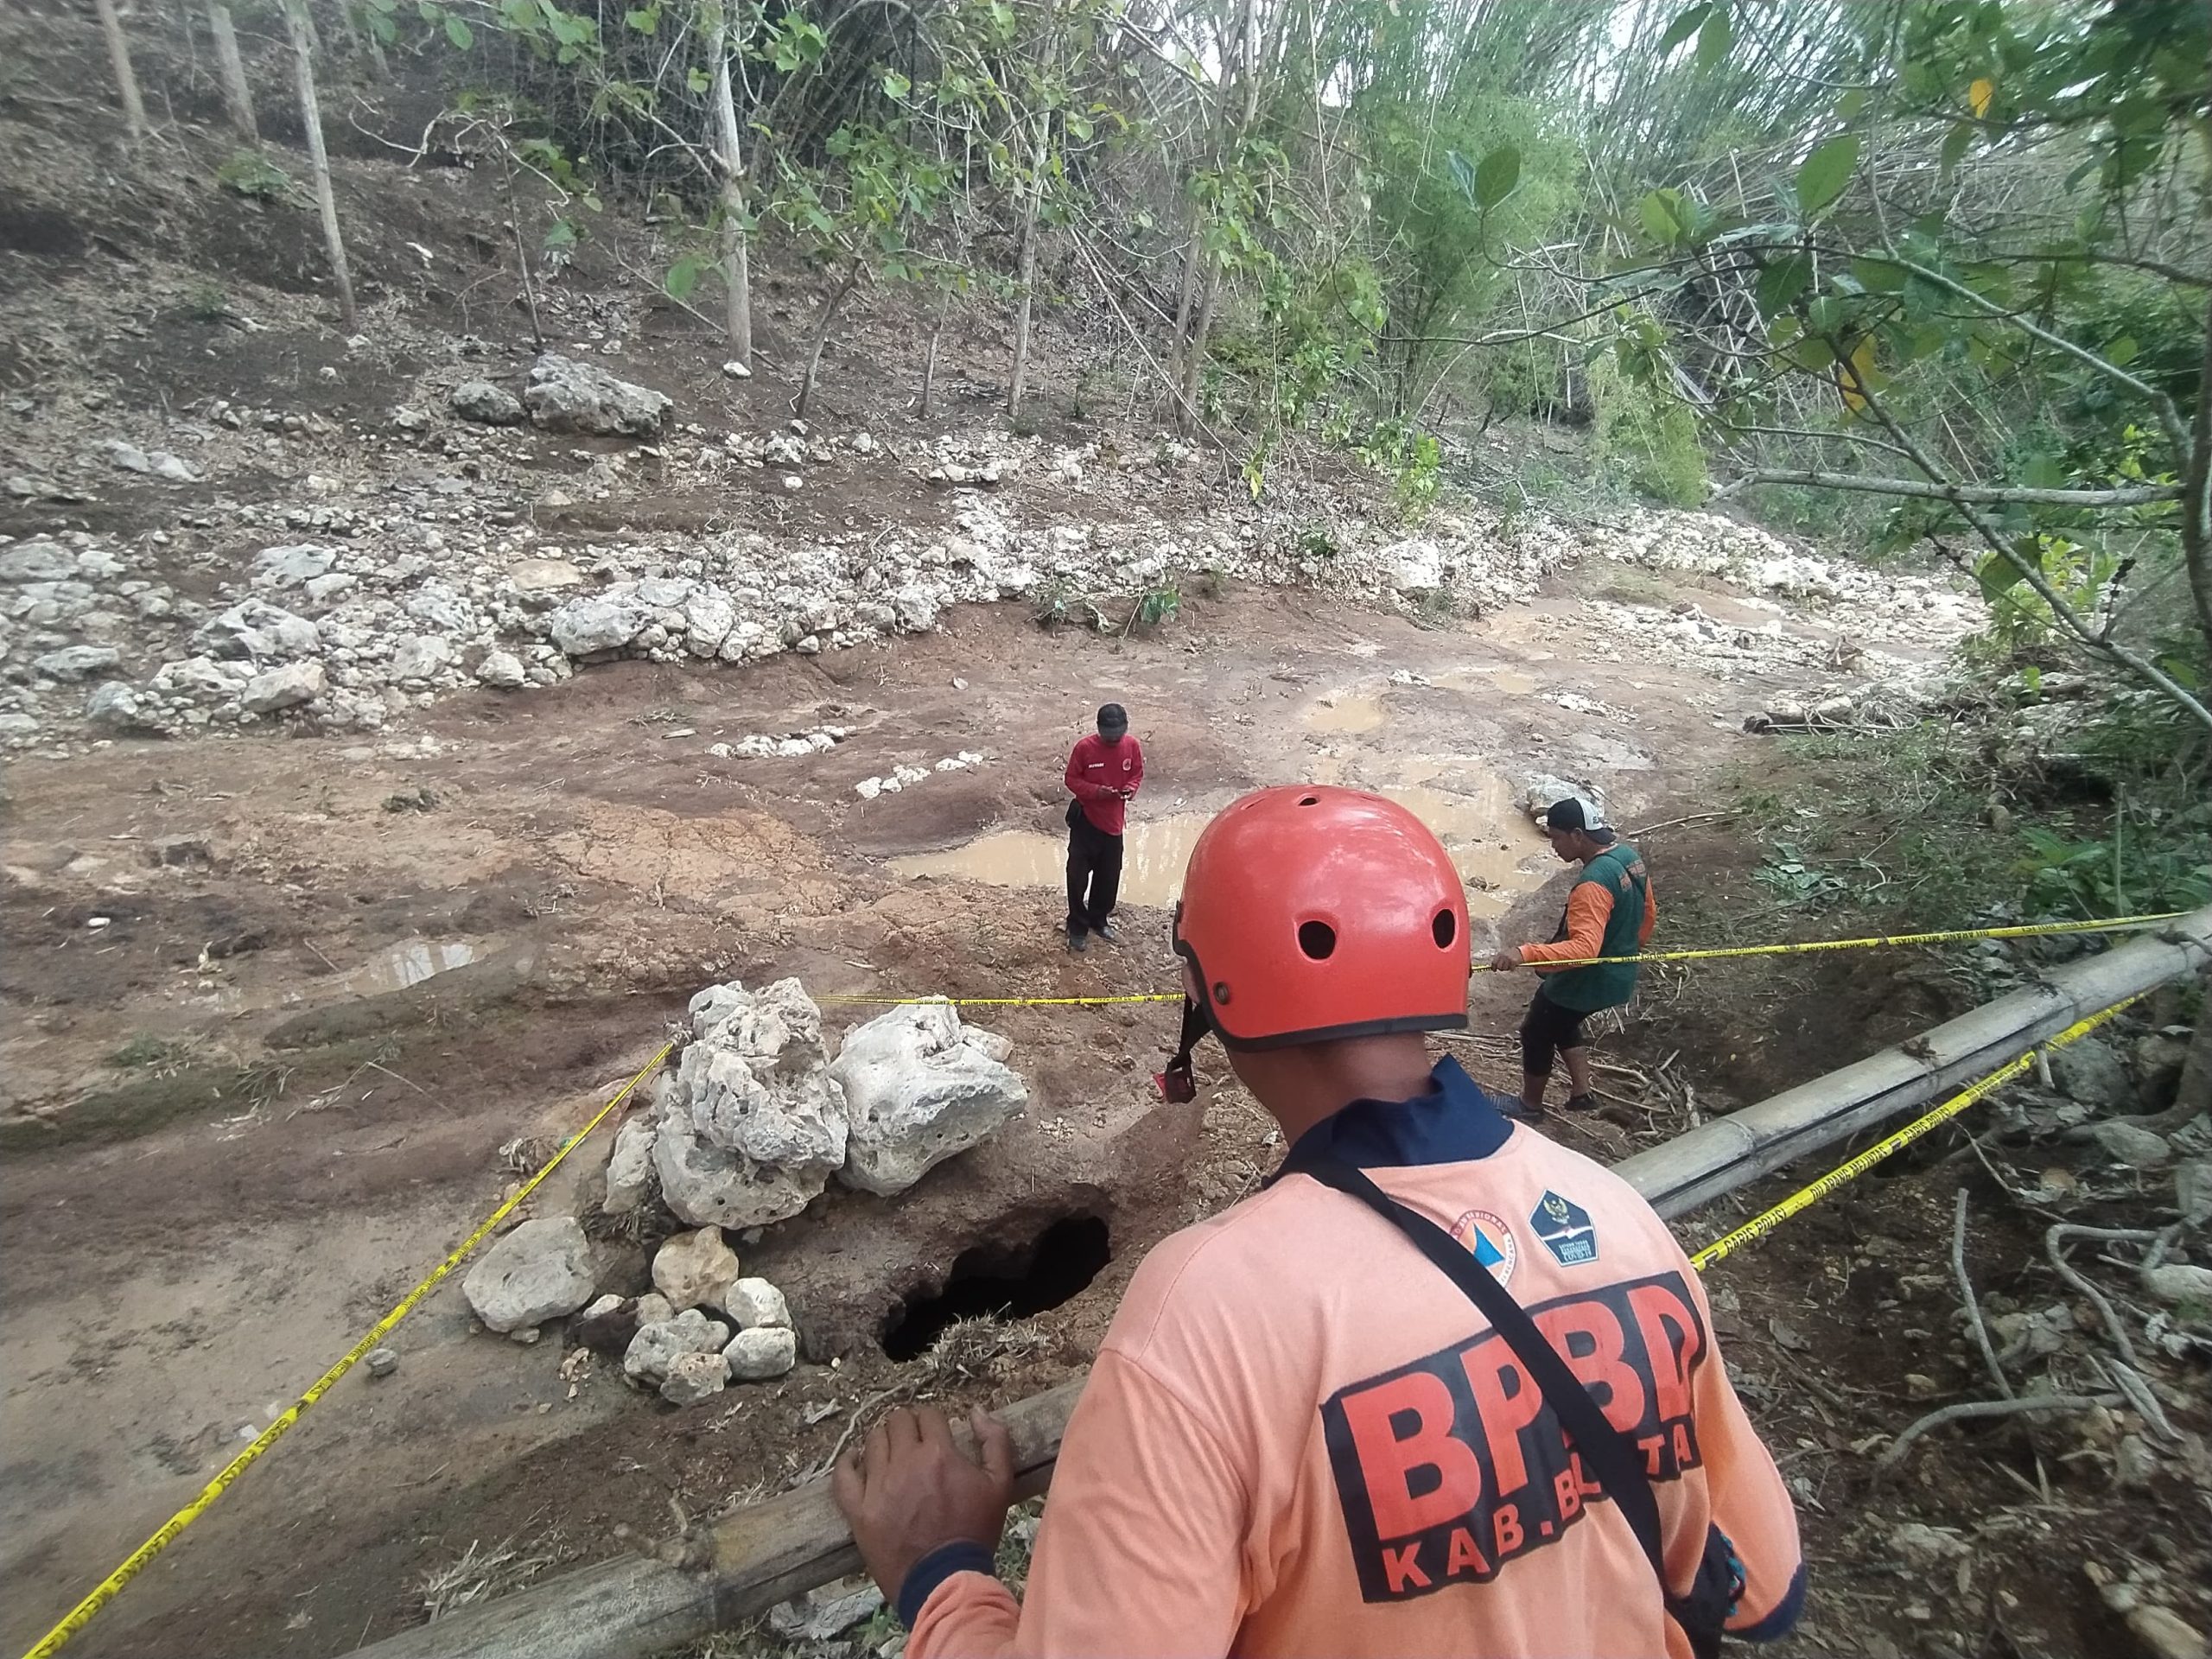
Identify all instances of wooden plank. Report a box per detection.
[360,905,2212,1659]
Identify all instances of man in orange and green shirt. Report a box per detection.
[1491,794,1655,1118]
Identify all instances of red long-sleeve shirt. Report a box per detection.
[1065,734,1143,835]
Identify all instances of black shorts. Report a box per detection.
[1520,990,1589,1077]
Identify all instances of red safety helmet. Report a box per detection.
[1173,785,1471,1049]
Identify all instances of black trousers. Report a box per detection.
[1065,814,1124,933]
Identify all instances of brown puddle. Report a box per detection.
[892,780,1550,918]
[1304,690,1388,733]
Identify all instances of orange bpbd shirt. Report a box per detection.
[910,1060,1803,1658]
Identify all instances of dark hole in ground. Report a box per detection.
[880,1214,1112,1361]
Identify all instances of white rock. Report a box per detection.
[150,452,201,484]
[602,1114,657,1212]
[254,544,335,589]
[770,1580,884,1643]
[723,1325,798,1381]
[2141,1263,2212,1306]
[389,634,456,683]
[550,594,644,656]
[683,588,736,656]
[0,541,78,583]
[623,1308,730,1383]
[659,1349,729,1405]
[720,1276,791,1330]
[193,601,320,661]
[476,649,527,690]
[2093,1120,2173,1170]
[524,353,671,437]
[240,659,326,713]
[450,379,524,425]
[634,1292,674,1327]
[462,1216,597,1334]
[652,1227,741,1311]
[32,645,121,681]
[653,980,849,1229]
[85,681,149,730]
[833,1003,1027,1197]
[507,557,588,593]
[1381,538,1445,592]
[101,439,153,474]
[304,572,358,605]
[721,359,753,379]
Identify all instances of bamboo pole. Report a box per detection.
[354,906,2212,1659]
[357,1382,1079,1659]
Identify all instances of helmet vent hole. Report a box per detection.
[1298,795,1319,806]
[1433,909,1457,949]
[1297,920,1338,961]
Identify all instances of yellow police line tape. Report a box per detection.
[817,911,2190,1007]
[20,1038,679,1659]
[1688,998,2135,1272]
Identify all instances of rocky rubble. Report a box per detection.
[635,977,1027,1230]
[0,395,1975,752]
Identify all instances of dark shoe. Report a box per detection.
[1066,929,1088,954]
[1562,1092,1600,1114]
[1091,921,1119,945]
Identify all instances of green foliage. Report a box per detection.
[182,279,232,321]
[215,151,293,202]
[1589,353,1707,507]
[1124,586,1181,634]
[1354,419,1443,516]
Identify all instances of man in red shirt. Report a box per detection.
[1062,702,1143,953]
[834,787,1803,1657]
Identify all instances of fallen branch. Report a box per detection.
[1723,469,2180,509]
[1953,1189,2012,1400]
[1874,1393,2123,1473]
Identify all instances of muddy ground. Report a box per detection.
[9,559,2205,1659]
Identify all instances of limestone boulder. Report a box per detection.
[450,379,524,425]
[523,353,671,437]
[721,1276,791,1331]
[652,1227,740,1311]
[549,593,645,657]
[724,1325,798,1381]
[660,1350,729,1405]
[832,1003,1027,1196]
[622,1308,730,1382]
[462,1216,597,1334]
[241,660,324,713]
[652,980,848,1229]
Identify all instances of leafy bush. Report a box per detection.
[215,151,294,202]
[1589,355,1707,507]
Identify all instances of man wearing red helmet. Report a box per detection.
[835,786,1801,1658]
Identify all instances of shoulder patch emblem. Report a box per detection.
[1529,1190,1598,1267]
[1449,1210,1516,1287]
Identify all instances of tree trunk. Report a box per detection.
[1007,118,1049,418]
[94,0,149,137]
[286,0,358,332]
[1178,265,1217,435]
[206,0,256,137]
[707,7,753,365]
[795,263,861,419]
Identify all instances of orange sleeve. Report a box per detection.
[908,1351,1248,1658]
[1519,880,1613,969]
[1640,874,1656,947]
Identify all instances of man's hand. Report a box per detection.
[833,1406,1015,1608]
[1490,948,1522,972]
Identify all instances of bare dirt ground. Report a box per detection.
[3,563,1754,1656]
